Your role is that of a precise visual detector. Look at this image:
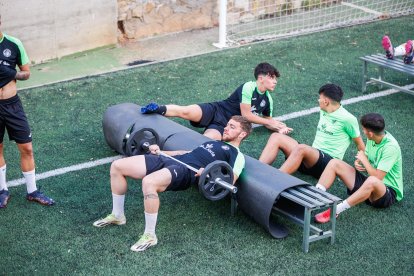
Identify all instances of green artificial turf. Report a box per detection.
[1,15,414,275]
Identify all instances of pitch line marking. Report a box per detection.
[253,85,414,128]
[8,156,122,188]
[8,84,414,188]
[341,2,383,16]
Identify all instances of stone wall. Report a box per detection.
[117,0,342,41]
[117,0,219,40]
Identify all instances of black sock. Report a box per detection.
[157,105,167,115]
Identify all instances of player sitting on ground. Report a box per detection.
[314,113,403,223]
[141,62,292,140]
[93,115,251,252]
[382,35,414,64]
[259,83,365,179]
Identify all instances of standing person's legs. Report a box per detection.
[259,133,299,164]
[0,103,12,207]
[6,96,55,205]
[0,143,6,191]
[17,142,34,172]
[0,143,9,208]
[15,142,54,205]
[16,142,37,194]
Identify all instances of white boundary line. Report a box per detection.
[8,84,414,188]
[8,156,122,188]
[252,85,413,128]
[341,2,383,16]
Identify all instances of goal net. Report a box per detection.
[223,0,414,45]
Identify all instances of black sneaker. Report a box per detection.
[0,189,10,208]
[26,189,55,206]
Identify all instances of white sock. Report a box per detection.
[111,193,125,218]
[144,212,158,235]
[315,183,326,191]
[0,165,7,191]
[23,169,37,194]
[394,44,406,56]
[336,200,351,215]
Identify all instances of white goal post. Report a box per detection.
[215,0,414,47]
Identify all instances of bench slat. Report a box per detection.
[307,186,342,202]
[360,54,414,71]
[287,188,327,207]
[296,186,334,205]
[279,191,317,209]
[360,54,414,75]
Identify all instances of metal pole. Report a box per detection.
[213,0,227,48]
[158,151,199,173]
[215,178,237,193]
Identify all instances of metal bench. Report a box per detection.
[272,185,342,253]
[360,53,414,95]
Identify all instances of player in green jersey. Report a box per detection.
[314,113,403,223]
[259,83,365,179]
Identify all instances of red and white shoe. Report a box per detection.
[314,209,338,224]
[404,40,413,64]
[382,36,394,59]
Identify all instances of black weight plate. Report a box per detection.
[125,128,159,156]
[198,160,234,201]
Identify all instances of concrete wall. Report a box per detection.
[0,0,118,63]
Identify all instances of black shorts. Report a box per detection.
[298,149,333,179]
[347,171,397,208]
[190,103,230,135]
[144,154,197,191]
[0,95,32,144]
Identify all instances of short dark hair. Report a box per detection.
[318,83,343,103]
[360,113,385,134]
[254,63,280,79]
[231,115,252,140]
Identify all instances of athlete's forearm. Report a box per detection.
[163,150,190,156]
[242,110,271,125]
[15,70,30,81]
